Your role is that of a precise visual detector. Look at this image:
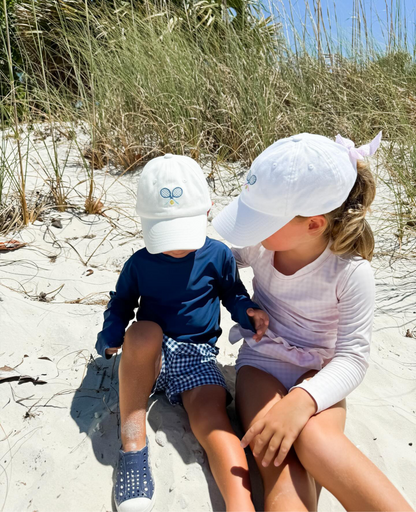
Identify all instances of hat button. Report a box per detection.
[292,135,302,142]
[164,153,174,159]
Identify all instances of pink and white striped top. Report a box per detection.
[231,243,375,413]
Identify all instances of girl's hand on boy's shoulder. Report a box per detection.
[247,308,269,342]
[240,388,317,467]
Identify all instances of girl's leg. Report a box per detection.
[118,321,163,452]
[293,371,413,512]
[182,385,255,512]
[236,366,317,512]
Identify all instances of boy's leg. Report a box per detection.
[236,366,317,512]
[118,321,163,452]
[293,371,413,512]
[182,385,255,512]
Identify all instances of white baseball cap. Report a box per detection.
[136,154,212,254]
[213,132,380,247]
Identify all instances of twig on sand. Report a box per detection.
[97,369,107,391]
[0,281,64,303]
[9,382,76,419]
[84,227,115,266]
[0,428,13,443]
[65,292,109,306]
[36,284,65,302]
[65,239,87,265]
[102,394,117,416]
[0,240,27,252]
[0,367,47,385]
[64,227,115,266]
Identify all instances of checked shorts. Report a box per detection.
[151,335,231,406]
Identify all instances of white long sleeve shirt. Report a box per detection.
[231,243,375,413]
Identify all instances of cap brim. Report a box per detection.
[141,215,207,254]
[212,196,294,247]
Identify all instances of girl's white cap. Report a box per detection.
[136,154,211,254]
[213,132,381,247]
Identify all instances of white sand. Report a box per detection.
[0,130,415,511]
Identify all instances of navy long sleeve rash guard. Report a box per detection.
[95,238,259,358]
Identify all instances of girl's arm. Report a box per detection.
[95,257,140,358]
[241,261,375,466]
[230,245,258,269]
[291,260,375,412]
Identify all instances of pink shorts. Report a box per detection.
[235,341,312,390]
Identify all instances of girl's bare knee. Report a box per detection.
[124,321,163,353]
[294,420,343,469]
[294,401,346,460]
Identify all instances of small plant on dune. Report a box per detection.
[2,0,29,225]
[24,0,70,212]
[382,140,416,244]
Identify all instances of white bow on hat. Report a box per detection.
[335,131,382,163]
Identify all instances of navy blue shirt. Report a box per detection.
[96,238,259,357]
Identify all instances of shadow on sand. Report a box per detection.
[69,354,263,511]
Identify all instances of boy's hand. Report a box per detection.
[105,347,121,356]
[247,308,269,342]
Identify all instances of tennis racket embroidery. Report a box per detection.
[160,187,184,205]
[244,170,257,190]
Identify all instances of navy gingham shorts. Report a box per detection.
[151,335,231,406]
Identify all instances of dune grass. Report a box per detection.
[0,0,415,241]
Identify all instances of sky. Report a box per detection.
[262,0,415,53]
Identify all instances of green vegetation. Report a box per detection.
[1,0,20,89]
[0,0,415,240]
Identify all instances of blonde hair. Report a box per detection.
[323,160,376,261]
[297,160,376,260]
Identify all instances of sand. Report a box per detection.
[0,129,415,511]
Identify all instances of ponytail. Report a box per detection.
[324,160,376,261]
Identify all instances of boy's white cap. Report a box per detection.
[213,133,361,247]
[136,154,211,254]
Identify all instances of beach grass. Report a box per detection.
[0,0,415,240]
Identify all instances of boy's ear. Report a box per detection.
[308,215,327,235]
